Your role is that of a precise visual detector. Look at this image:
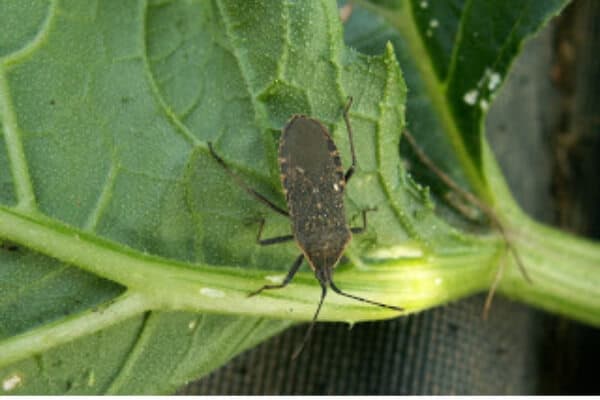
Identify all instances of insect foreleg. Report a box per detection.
[208,142,290,218]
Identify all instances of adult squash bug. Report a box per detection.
[208,97,402,357]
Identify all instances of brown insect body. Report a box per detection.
[279,116,350,284]
[208,97,402,358]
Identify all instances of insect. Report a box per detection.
[208,97,403,357]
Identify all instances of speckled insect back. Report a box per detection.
[208,97,403,359]
[279,116,350,283]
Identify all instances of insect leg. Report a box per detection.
[482,247,508,320]
[342,96,357,183]
[350,208,377,234]
[208,142,290,218]
[255,218,294,245]
[402,129,531,284]
[291,282,327,360]
[330,281,403,311]
[247,254,304,297]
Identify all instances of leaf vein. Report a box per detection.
[104,310,153,394]
[141,1,199,147]
[321,0,346,109]
[0,0,56,65]
[443,0,473,88]
[0,68,38,212]
[84,158,119,231]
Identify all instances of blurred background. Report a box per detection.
[180,0,600,394]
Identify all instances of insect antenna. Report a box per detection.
[330,281,403,311]
[402,129,531,283]
[402,128,532,317]
[291,283,327,360]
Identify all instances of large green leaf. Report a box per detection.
[0,0,460,394]
[351,0,568,201]
[1,0,599,395]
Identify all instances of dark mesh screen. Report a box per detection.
[181,295,541,395]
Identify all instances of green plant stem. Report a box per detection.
[0,206,496,322]
[1,201,599,333]
[499,212,600,324]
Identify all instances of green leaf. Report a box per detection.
[0,0,455,394]
[351,0,568,201]
[1,0,599,395]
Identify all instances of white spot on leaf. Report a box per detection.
[435,277,443,286]
[265,275,284,284]
[479,99,489,111]
[420,0,428,8]
[199,287,225,298]
[367,245,424,260]
[463,90,479,105]
[429,19,439,28]
[487,72,502,91]
[3,374,22,392]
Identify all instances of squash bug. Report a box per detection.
[208,97,402,357]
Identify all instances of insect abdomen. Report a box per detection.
[279,116,350,261]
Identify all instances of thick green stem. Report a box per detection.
[0,206,500,323]
[499,213,600,325]
[1,202,599,334]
